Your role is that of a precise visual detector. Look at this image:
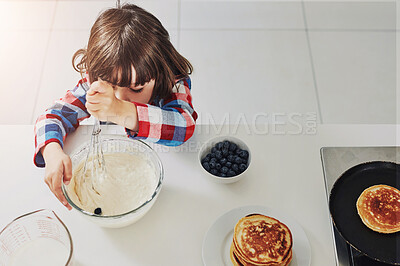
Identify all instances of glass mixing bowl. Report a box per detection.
[62,135,163,228]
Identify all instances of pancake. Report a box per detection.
[283,250,292,266]
[356,184,400,234]
[232,214,292,265]
[230,242,243,266]
[231,242,292,266]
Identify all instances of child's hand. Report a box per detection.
[86,79,139,131]
[86,79,121,122]
[41,142,73,210]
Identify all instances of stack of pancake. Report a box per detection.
[356,184,400,234]
[230,214,293,266]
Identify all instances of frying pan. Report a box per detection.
[329,161,400,265]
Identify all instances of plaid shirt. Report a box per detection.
[34,77,197,167]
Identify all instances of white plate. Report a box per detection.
[202,205,311,266]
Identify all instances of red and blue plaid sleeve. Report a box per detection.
[33,79,90,167]
[125,77,198,146]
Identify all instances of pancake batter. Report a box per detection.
[66,153,157,216]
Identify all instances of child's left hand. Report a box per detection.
[86,79,121,122]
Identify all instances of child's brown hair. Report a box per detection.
[73,3,192,102]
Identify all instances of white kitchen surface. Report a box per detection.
[0,124,398,266]
[0,0,397,125]
[181,30,319,124]
[52,1,179,31]
[0,1,56,30]
[0,31,50,125]
[309,31,396,124]
[304,1,396,30]
[180,1,305,29]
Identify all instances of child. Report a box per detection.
[33,4,197,210]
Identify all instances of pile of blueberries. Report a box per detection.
[201,140,249,177]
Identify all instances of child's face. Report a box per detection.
[111,66,155,104]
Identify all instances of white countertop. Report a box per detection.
[0,124,398,266]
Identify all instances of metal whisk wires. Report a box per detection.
[83,118,107,192]
[81,82,107,192]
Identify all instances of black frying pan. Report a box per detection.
[329,161,400,265]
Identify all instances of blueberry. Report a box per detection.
[227,154,234,162]
[227,170,236,177]
[94,208,102,215]
[216,163,222,170]
[216,142,224,150]
[210,157,217,164]
[219,157,227,165]
[210,169,218,175]
[209,162,216,169]
[234,156,242,164]
[202,162,210,171]
[223,140,230,149]
[211,147,217,154]
[239,163,247,172]
[215,150,222,159]
[229,142,237,151]
[232,164,239,173]
[239,150,249,159]
[220,173,227,177]
[222,148,229,156]
[225,161,232,168]
[228,150,234,155]
[221,166,229,174]
[235,148,242,155]
[210,153,216,158]
[201,157,209,164]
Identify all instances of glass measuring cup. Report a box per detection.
[0,209,73,266]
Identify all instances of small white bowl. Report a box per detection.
[198,136,251,184]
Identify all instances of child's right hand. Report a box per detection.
[41,142,73,210]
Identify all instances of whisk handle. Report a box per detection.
[81,80,102,136]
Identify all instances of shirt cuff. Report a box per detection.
[33,139,63,167]
[125,102,151,140]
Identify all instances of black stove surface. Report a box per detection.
[351,250,389,266]
[333,226,393,266]
[320,147,400,266]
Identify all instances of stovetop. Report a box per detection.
[320,147,400,266]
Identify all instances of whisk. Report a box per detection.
[82,83,108,194]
